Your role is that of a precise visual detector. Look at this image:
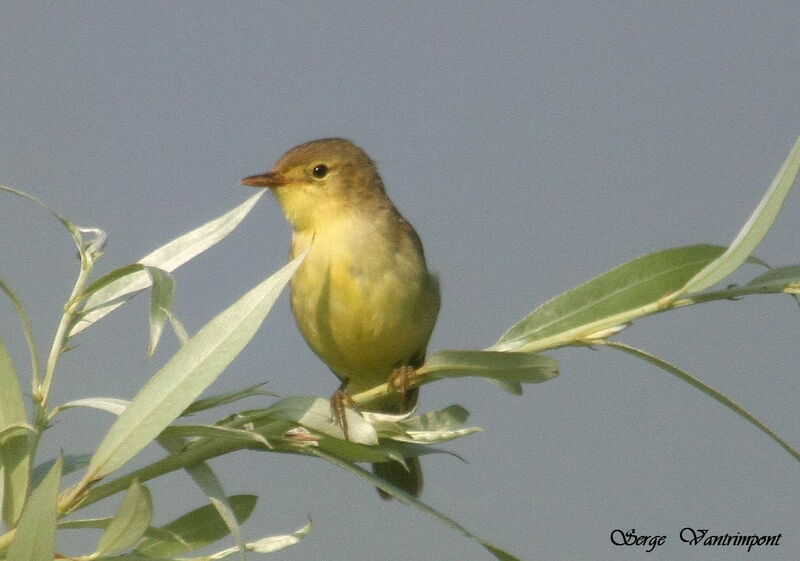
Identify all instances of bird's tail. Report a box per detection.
[370,384,423,499]
[373,456,423,499]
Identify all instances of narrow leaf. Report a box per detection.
[0,340,28,429]
[0,339,31,526]
[59,516,191,552]
[250,520,312,553]
[604,341,800,463]
[263,396,378,445]
[398,405,470,432]
[0,423,35,441]
[492,245,727,352]
[0,184,83,254]
[70,192,264,335]
[158,434,247,560]
[309,448,521,561]
[680,135,800,294]
[659,264,800,308]
[58,516,114,530]
[93,554,176,561]
[361,407,481,444]
[387,424,482,445]
[6,456,62,561]
[0,433,32,529]
[146,267,176,358]
[72,264,146,311]
[0,279,41,385]
[166,310,190,345]
[56,397,131,417]
[207,520,312,558]
[418,350,559,394]
[182,382,273,416]
[239,519,312,554]
[134,495,257,557]
[85,253,303,480]
[161,424,270,448]
[746,265,800,292]
[31,454,92,488]
[95,481,153,556]
[311,433,409,464]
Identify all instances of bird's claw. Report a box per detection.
[388,365,419,410]
[330,386,358,440]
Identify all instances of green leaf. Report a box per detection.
[59,516,193,551]
[56,397,131,417]
[70,192,265,336]
[95,481,153,556]
[0,279,41,385]
[396,427,481,445]
[398,405,471,432]
[0,342,27,421]
[362,405,472,438]
[6,455,62,561]
[418,350,559,394]
[309,448,521,561]
[59,516,196,552]
[384,425,482,446]
[0,423,35,441]
[746,265,800,292]
[314,438,407,464]
[360,406,481,445]
[261,396,378,445]
[84,252,304,481]
[0,184,86,258]
[157,434,247,559]
[94,554,175,561]
[492,245,727,353]
[134,495,257,557]
[182,382,274,416]
[243,520,312,553]
[0,338,31,527]
[145,267,176,358]
[31,454,91,488]
[238,402,479,460]
[207,519,312,558]
[372,438,471,463]
[166,310,190,345]
[72,264,146,311]
[242,520,312,554]
[58,516,114,530]
[0,433,32,529]
[603,341,800,463]
[679,135,800,294]
[658,264,800,308]
[160,424,270,448]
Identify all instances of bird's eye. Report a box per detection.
[311,164,329,179]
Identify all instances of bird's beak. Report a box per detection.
[240,172,289,188]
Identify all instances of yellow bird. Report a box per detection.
[242,138,440,497]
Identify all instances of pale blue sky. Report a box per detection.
[1,3,799,560]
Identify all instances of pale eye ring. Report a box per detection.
[311,164,329,179]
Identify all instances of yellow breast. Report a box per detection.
[288,215,439,394]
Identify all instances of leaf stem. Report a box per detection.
[38,259,93,416]
[602,340,800,463]
[62,436,256,514]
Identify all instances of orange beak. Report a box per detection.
[240,172,290,188]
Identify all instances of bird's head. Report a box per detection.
[241,138,385,231]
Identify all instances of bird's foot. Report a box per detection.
[330,383,358,441]
[387,365,419,410]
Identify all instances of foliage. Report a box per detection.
[1,136,799,560]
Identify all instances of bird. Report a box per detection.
[241,138,440,498]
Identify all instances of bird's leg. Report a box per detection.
[330,378,357,441]
[387,365,419,410]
